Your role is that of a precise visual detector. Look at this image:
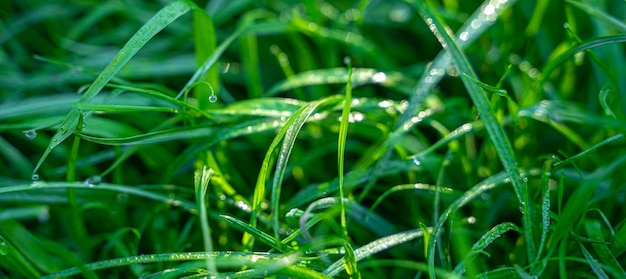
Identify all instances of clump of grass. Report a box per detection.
[1,0,625,278]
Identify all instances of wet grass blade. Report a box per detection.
[222,215,289,252]
[324,228,427,277]
[271,95,342,242]
[41,252,305,278]
[453,222,522,275]
[0,235,41,278]
[550,156,626,257]
[409,1,529,272]
[337,57,353,240]
[194,166,217,274]
[539,34,626,84]
[33,0,196,175]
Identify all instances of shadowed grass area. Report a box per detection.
[1,0,625,278]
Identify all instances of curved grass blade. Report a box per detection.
[286,159,417,209]
[244,111,301,250]
[78,124,215,145]
[270,96,342,242]
[222,215,289,252]
[566,0,626,33]
[73,103,178,113]
[369,183,460,213]
[598,85,617,119]
[299,197,397,241]
[41,252,303,278]
[579,243,609,279]
[420,168,541,278]
[194,166,217,274]
[192,6,218,109]
[323,228,428,277]
[0,182,200,216]
[177,23,248,99]
[453,222,522,275]
[539,34,626,84]
[33,0,196,175]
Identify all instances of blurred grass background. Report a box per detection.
[1,0,625,278]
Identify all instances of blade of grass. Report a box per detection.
[223,215,289,252]
[408,0,529,271]
[579,243,609,279]
[324,228,428,277]
[0,235,41,279]
[41,252,305,278]
[549,156,626,261]
[539,34,626,85]
[566,0,626,33]
[453,222,522,275]
[337,57,353,240]
[33,0,196,175]
[194,166,217,274]
[65,111,91,260]
[270,95,342,242]
[360,0,518,201]
[192,7,218,109]
[584,220,626,276]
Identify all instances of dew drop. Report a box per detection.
[0,242,8,256]
[413,157,422,166]
[208,94,218,103]
[84,175,102,187]
[343,56,351,65]
[82,123,86,129]
[31,174,39,181]
[24,129,37,140]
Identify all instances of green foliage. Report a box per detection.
[1,0,625,278]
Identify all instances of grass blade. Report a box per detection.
[324,228,427,277]
[270,96,342,242]
[408,0,529,272]
[579,243,609,279]
[192,6,218,109]
[41,252,302,278]
[0,235,41,278]
[539,34,626,84]
[337,57,353,240]
[566,0,626,33]
[33,0,195,175]
[194,166,217,274]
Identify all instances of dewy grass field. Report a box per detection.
[1,0,625,278]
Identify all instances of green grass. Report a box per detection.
[1,0,625,278]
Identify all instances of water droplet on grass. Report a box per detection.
[208,94,218,103]
[84,175,102,187]
[24,130,37,140]
[0,241,8,256]
[413,157,422,166]
[31,174,39,181]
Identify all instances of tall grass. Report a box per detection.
[1,0,625,278]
